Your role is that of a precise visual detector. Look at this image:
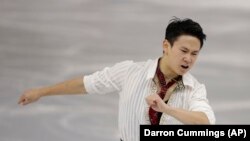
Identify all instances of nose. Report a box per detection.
[183,54,192,63]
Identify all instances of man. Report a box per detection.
[18,17,215,141]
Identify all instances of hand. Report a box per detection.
[145,94,169,113]
[18,88,43,106]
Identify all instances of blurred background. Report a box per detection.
[0,0,250,141]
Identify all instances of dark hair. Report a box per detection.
[165,17,206,48]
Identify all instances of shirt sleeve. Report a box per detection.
[188,84,216,124]
[83,60,133,95]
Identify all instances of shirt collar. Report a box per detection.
[146,58,194,89]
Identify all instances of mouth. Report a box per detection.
[181,65,189,69]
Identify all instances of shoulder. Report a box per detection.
[118,59,154,69]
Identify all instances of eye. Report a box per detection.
[192,53,198,56]
[181,50,187,53]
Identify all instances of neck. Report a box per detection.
[159,57,178,80]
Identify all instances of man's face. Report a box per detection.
[163,35,201,76]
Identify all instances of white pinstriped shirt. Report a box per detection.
[84,58,216,141]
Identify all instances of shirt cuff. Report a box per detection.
[83,75,96,94]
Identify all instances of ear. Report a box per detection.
[163,40,170,54]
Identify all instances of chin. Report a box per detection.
[177,70,187,75]
[178,72,185,76]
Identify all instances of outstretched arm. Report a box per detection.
[18,76,86,106]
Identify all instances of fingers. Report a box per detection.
[146,94,167,112]
[18,95,29,106]
[145,94,159,106]
[18,89,38,106]
[18,95,25,105]
[146,99,156,107]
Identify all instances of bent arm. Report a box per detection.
[146,94,211,124]
[164,106,210,124]
[165,84,214,124]
[18,76,87,105]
